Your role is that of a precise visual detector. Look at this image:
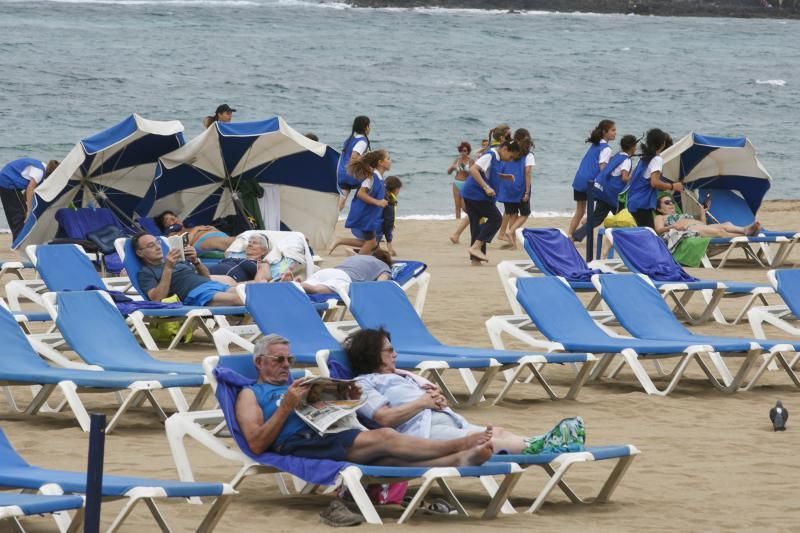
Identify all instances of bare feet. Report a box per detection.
[463,426,493,449]
[328,240,341,255]
[746,221,762,236]
[468,247,488,262]
[457,441,494,466]
[449,235,459,244]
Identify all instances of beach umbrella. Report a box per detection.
[13,114,185,249]
[661,132,773,214]
[135,117,340,250]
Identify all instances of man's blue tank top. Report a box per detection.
[571,142,607,193]
[461,149,500,203]
[251,382,308,447]
[345,170,385,232]
[626,158,658,213]
[592,152,630,207]
[496,155,527,203]
[337,135,368,189]
[0,158,45,190]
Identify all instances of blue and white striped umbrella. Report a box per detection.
[13,114,185,250]
[135,117,340,250]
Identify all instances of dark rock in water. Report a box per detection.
[348,0,800,20]
[770,400,788,432]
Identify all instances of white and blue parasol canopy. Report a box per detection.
[661,132,773,214]
[135,116,340,250]
[13,114,185,249]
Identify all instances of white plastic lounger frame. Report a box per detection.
[0,260,30,283]
[0,493,84,533]
[749,270,800,341]
[166,356,522,525]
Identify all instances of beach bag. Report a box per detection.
[603,208,636,228]
[366,482,409,505]
[147,295,193,345]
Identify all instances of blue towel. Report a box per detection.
[522,228,600,282]
[83,285,184,316]
[213,366,349,486]
[613,230,698,282]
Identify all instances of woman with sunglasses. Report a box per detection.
[654,195,761,237]
[447,141,473,244]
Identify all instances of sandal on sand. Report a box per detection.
[401,496,458,515]
[320,500,365,527]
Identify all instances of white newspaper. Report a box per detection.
[294,377,366,436]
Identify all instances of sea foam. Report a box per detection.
[755,79,787,87]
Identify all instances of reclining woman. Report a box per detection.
[155,210,235,254]
[208,234,286,285]
[654,195,761,238]
[344,328,586,455]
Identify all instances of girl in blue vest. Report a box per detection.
[0,158,58,240]
[572,134,638,242]
[627,129,683,229]
[461,140,522,263]
[497,128,535,249]
[329,150,390,256]
[337,116,371,211]
[567,120,616,240]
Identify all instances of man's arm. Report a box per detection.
[184,246,211,277]
[25,179,37,213]
[235,380,310,454]
[146,249,179,301]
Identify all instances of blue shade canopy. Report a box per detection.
[661,132,772,214]
[135,116,340,250]
[13,114,185,250]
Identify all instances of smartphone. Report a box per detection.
[703,193,712,209]
[182,233,189,246]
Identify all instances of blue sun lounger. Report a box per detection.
[0,303,206,433]
[347,281,597,404]
[0,493,84,532]
[749,269,800,344]
[593,273,800,391]
[213,282,500,405]
[486,276,746,396]
[607,227,775,324]
[0,428,234,532]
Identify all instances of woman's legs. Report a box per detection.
[329,237,364,255]
[452,184,462,219]
[567,200,587,239]
[450,217,470,244]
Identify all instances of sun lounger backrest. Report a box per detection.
[521,228,594,280]
[596,274,692,339]
[55,207,123,239]
[216,354,259,380]
[515,277,613,343]
[36,245,104,291]
[0,429,30,468]
[775,270,800,318]
[0,307,50,373]
[348,281,441,349]
[245,283,341,354]
[703,188,755,226]
[610,228,697,283]
[55,291,155,366]
[122,237,169,299]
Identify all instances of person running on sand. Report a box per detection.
[496,128,535,249]
[654,195,760,237]
[329,150,390,256]
[460,140,522,264]
[448,141,473,244]
[568,120,616,240]
[336,116,371,211]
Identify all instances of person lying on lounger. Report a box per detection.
[235,334,494,466]
[133,232,243,306]
[155,210,236,253]
[299,249,393,295]
[344,328,586,455]
[208,234,297,285]
[654,195,761,238]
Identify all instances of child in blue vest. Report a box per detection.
[0,158,58,241]
[329,150,390,256]
[627,129,683,229]
[337,116,371,211]
[573,134,638,242]
[567,120,616,240]
[377,176,402,256]
[461,140,522,263]
[497,128,535,249]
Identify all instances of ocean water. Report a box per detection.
[0,0,798,227]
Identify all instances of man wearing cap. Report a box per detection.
[132,232,243,306]
[203,104,236,128]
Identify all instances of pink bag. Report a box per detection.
[366,482,409,505]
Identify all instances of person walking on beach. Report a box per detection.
[329,150,390,256]
[447,141,473,244]
[337,116,371,211]
[572,134,638,242]
[203,104,236,128]
[0,158,59,241]
[568,120,616,240]
[627,128,683,229]
[460,140,522,264]
[497,129,535,249]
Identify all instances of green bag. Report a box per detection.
[147,295,193,345]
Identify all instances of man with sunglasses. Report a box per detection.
[236,335,494,466]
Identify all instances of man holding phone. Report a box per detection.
[133,232,243,306]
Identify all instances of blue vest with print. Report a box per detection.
[626,158,658,213]
[571,143,608,192]
[0,158,45,190]
[337,135,368,189]
[592,152,631,207]
[345,171,385,232]
[251,382,308,447]
[460,149,500,203]
[496,155,527,203]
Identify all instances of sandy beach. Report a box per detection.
[2,201,799,532]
